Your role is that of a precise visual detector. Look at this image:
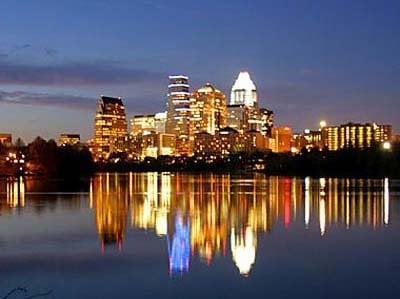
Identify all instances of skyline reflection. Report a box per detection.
[0,173,393,277]
[88,173,392,276]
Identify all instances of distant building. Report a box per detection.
[230,71,257,107]
[135,132,176,159]
[131,114,155,136]
[190,83,227,135]
[0,133,12,145]
[244,130,268,152]
[292,130,322,151]
[166,75,191,155]
[227,104,249,133]
[227,72,273,137]
[59,134,80,146]
[93,96,128,159]
[218,127,243,156]
[271,127,292,153]
[321,122,392,150]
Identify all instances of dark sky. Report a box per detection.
[0,0,399,141]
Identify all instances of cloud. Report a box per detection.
[0,90,94,111]
[0,60,165,86]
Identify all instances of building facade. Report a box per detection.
[93,96,128,159]
[0,133,12,145]
[131,114,155,136]
[190,83,227,135]
[59,134,80,146]
[271,127,293,153]
[166,75,191,155]
[322,122,392,151]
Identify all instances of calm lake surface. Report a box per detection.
[0,173,399,298]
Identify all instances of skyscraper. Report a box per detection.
[94,96,128,159]
[190,83,227,135]
[230,71,257,107]
[166,75,191,155]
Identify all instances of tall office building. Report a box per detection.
[166,75,191,155]
[190,83,227,135]
[94,96,128,159]
[230,71,257,107]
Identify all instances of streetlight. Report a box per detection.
[383,141,391,151]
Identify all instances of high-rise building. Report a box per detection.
[190,83,227,135]
[59,134,80,146]
[166,75,191,155]
[230,71,257,107]
[321,122,392,151]
[131,114,155,136]
[94,96,128,159]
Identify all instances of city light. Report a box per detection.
[383,141,391,150]
[319,120,327,128]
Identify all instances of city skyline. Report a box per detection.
[0,1,400,141]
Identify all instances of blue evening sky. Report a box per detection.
[0,0,399,141]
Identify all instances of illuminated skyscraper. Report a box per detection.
[94,96,128,159]
[230,71,257,107]
[166,75,191,155]
[190,83,227,135]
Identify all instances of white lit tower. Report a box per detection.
[230,71,258,107]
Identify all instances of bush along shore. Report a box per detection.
[96,143,400,178]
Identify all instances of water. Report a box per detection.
[0,173,399,298]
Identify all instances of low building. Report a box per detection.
[321,122,392,150]
[292,129,322,151]
[0,133,12,145]
[59,134,80,146]
[135,132,176,159]
[131,114,156,136]
[271,127,292,153]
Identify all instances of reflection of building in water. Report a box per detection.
[129,172,171,236]
[92,173,129,252]
[89,173,392,275]
[167,212,190,274]
[304,178,390,235]
[6,178,25,208]
[231,227,256,276]
[0,178,25,213]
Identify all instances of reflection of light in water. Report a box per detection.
[155,174,171,236]
[319,198,326,236]
[319,178,326,189]
[168,212,190,274]
[89,178,93,209]
[384,178,389,225]
[156,210,168,236]
[7,178,25,208]
[304,177,310,228]
[231,227,256,276]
